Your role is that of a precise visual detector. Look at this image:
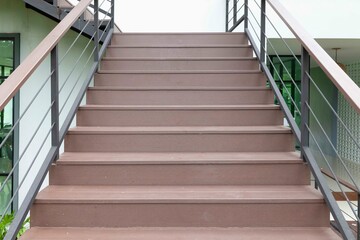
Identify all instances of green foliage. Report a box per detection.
[0,212,30,239]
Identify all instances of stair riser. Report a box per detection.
[87,90,274,105]
[100,59,259,71]
[94,73,266,87]
[111,34,249,45]
[77,109,283,126]
[31,202,329,227]
[64,133,294,152]
[105,47,253,58]
[50,163,310,185]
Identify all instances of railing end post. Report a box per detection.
[260,0,266,63]
[300,46,310,158]
[50,45,60,160]
[244,0,248,31]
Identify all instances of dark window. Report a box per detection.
[0,34,20,214]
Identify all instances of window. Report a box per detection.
[0,34,20,214]
[269,55,302,127]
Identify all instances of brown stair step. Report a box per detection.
[50,152,309,185]
[31,185,329,228]
[105,45,253,58]
[94,70,266,87]
[100,57,259,71]
[57,151,302,163]
[64,126,294,152]
[86,87,274,105]
[110,32,249,46]
[77,104,283,126]
[21,227,342,240]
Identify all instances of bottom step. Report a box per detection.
[21,227,341,240]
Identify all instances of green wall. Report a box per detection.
[0,0,94,206]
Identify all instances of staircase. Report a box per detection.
[21,33,341,239]
[24,0,113,41]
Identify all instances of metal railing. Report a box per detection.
[226,0,360,239]
[0,0,115,239]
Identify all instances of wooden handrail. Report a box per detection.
[268,0,360,114]
[0,0,92,111]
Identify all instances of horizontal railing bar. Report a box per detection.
[268,0,360,114]
[322,169,358,193]
[1,120,54,222]
[266,37,301,94]
[236,3,245,14]
[245,28,260,60]
[0,103,53,195]
[59,23,97,94]
[59,62,98,143]
[0,69,54,151]
[59,42,96,115]
[58,16,93,67]
[4,146,57,240]
[263,13,301,66]
[307,76,360,192]
[266,54,301,116]
[306,71,360,155]
[261,59,301,142]
[0,0,92,111]
[228,15,245,32]
[306,124,359,223]
[247,5,261,29]
[302,146,355,240]
[99,29,114,59]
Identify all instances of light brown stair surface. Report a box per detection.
[26,32,339,239]
[77,104,283,126]
[21,227,342,240]
[64,126,294,152]
[105,45,253,58]
[100,57,259,71]
[110,32,249,45]
[86,87,273,105]
[31,185,329,228]
[50,152,310,186]
[94,71,267,87]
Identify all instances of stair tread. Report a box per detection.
[97,70,262,74]
[107,44,252,48]
[35,185,323,203]
[67,126,292,134]
[101,57,257,60]
[113,32,247,35]
[78,104,281,110]
[21,227,341,240]
[88,86,269,91]
[57,151,301,164]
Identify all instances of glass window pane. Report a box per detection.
[0,38,14,214]
[0,176,12,214]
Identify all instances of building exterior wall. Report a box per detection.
[0,0,94,205]
[336,61,360,183]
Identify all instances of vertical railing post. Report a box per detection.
[233,0,237,28]
[111,0,115,29]
[260,0,266,63]
[12,93,20,212]
[225,0,229,32]
[94,0,99,63]
[50,46,59,160]
[358,193,359,240]
[244,0,248,31]
[301,46,310,159]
